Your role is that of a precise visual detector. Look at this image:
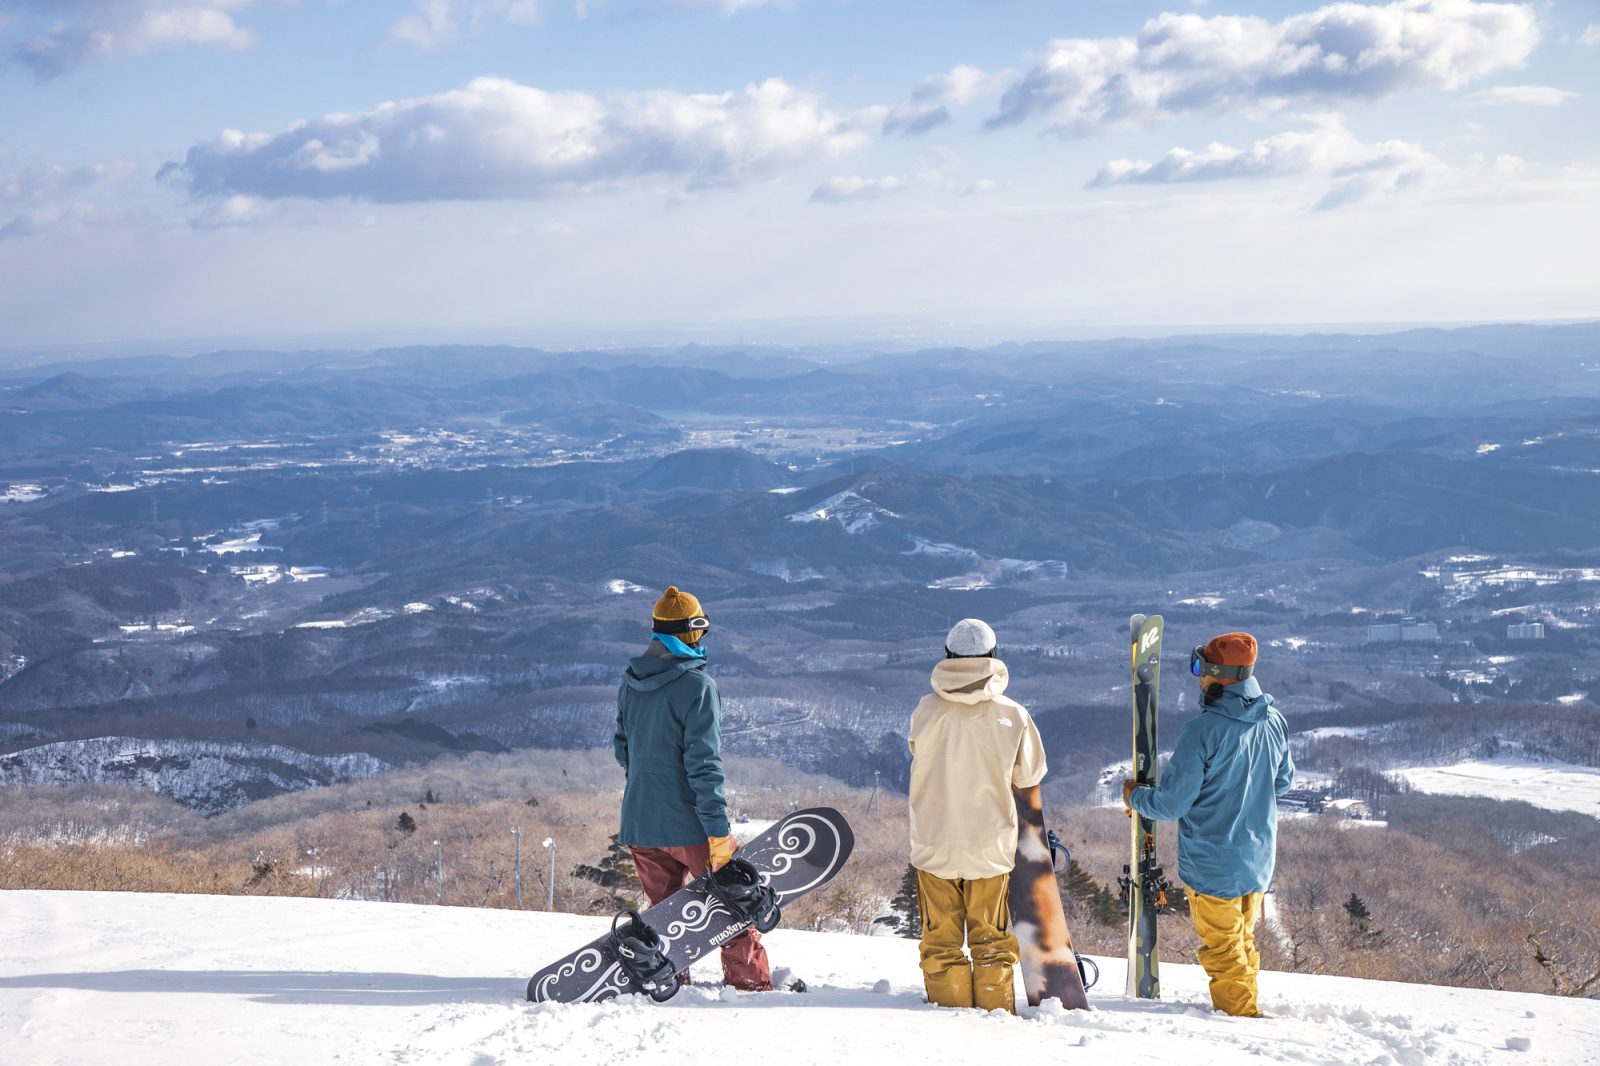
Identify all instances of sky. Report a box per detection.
[1,0,1597,350]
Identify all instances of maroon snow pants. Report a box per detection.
[629,842,773,991]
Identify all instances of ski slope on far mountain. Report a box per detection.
[1393,758,1600,819]
[1,891,1595,1066]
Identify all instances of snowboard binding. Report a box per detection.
[706,856,782,933]
[607,910,681,1002]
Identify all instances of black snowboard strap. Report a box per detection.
[1046,828,1069,873]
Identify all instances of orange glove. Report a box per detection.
[707,834,734,871]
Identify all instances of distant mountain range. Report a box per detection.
[3,320,1599,810]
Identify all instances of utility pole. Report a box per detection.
[543,837,556,911]
[869,770,880,813]
[512,827,523,909]
[433,840,443,903]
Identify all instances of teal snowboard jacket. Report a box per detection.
[613,647,730,847]
[1127,677,1295,899]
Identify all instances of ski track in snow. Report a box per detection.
[0,891,1595,1066]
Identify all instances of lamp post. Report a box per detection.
[512,827,523,909]
[542,837,557,911]
[433,840,443,904]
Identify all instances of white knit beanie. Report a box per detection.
[944,618,996,658]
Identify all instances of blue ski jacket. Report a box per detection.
[613,644,730,847]
[1127,677,1295,899]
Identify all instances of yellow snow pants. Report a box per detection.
[1187,888,1265,1017]
[916,869,1018,1013]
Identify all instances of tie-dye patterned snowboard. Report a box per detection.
[527,807,854,1003]
[1008,785,1091,1010]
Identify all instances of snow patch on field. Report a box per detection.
[203,531,278,554]
[1295,726,1372,740]
[1,482,49,502]
[1395,759,1600,819]
[786,490,898,533]
[233,564,328,585]
[0,891,1593,1066]
[296,607,392,629]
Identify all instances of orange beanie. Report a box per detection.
[1202,632,1258,686]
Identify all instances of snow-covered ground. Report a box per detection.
[1394,758,1600,819]
[2,891,1594,1066]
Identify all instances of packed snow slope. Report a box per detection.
[1,891,1596,1066]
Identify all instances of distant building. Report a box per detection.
[1324,798,1370,820]
[1367,617,1439,643]
[1278,789,1327,814]
[1507,622,1545,640]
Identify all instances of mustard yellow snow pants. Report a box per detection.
[916,869,1018,1013]
[1187,888,1265,1017]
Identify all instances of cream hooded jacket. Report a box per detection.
[907,657,1048,880]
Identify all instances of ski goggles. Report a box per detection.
[1190,645,1254,681]
[652,615,710,636]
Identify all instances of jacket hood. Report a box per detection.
[1203,676,1274,722]
[930,656,1009,704]
[625,652,705,692]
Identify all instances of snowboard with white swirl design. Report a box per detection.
[526,806,855,1003]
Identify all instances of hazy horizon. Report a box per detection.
[5,314,1600,368]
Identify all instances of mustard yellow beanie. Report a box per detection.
[652,586,709,644]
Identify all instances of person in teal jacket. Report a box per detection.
[612,585,772,992]
[1122,631,1293,1017]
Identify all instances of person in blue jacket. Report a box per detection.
[1122,631,1294,1016]
[613,585,772,992]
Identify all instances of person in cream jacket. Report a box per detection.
[907,618,1047,1014]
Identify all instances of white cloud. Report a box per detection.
[0,160,140,239]
[989,0,1540,136]
[575,0,790,16]
[385,2,457,49]
[1467,85,1577,106]
[810,164,997,203]
[1092,117,1439,185]
[383,1,544,50]
[912,64,1009,107]
[883,103,951,136]
[1088,114,1538,210]
[810,175,910,203]
[190,194,269,229]
[164,76,873,202]
[884,64,1012,136]
[11,1,256,80]
[1580,23,1600,46]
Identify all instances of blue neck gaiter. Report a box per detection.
[654,633,707,660]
